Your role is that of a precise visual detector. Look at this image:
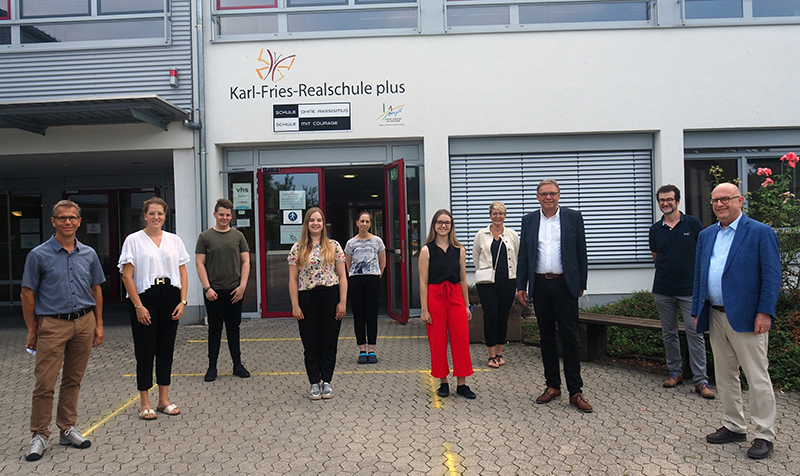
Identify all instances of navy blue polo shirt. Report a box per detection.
[22,235,105,315]
[649,212,704,296]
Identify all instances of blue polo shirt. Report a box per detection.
[21,235,105,316]
[649,212,704,296]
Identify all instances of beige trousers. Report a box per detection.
[31,312,95,438]
[709,308,776,441]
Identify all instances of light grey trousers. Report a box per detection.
[654,294,709,385]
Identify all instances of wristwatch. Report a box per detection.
[203,286,211,293]
[181,300,188,306]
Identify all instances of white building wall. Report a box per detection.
[203,24,800,297]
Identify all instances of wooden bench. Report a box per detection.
[578,312,698,375]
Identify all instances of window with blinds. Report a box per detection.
[450,149,654,266]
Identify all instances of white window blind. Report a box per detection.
[450,149,654,266]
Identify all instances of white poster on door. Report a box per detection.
[279,191,306,210]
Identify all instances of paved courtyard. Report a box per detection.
[1,309,798,475]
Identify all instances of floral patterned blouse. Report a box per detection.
[287,240,346,291]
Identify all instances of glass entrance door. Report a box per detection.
[258,167,324,317]
[384,159,409,323]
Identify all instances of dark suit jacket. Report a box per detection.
[691,213,781,334]
[516,207,588,299]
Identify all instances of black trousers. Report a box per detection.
[349,275,381,346]
[129,284,181,391]
[476,277,516,347]
[532,274,583,396]
[297,285,342,384]
[204,289,244,367]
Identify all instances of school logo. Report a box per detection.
[256,49,296,83]
[377,103,405,126]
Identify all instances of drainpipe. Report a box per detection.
[195,0,208,230]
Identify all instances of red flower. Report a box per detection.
[757,167,773,176]
[762,178,774,187]
[781,152,799,168]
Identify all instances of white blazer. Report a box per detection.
[472,225,520,280]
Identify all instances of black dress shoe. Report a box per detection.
[747,438,774,459]
[437,383,449,397]
[233,363,251,378]
[456,385,476,399]
[706,426,747,444]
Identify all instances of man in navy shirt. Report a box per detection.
[22,200,105,461]
[649,185,713,399]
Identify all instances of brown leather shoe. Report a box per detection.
[663,374,683,388]
[569,392,593,413]
[695,382,715,399]
[535,387,561,404]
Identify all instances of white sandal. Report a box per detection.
[139,408,157,420]
[157,404,180,415]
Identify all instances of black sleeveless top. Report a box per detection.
[427,242,461,284]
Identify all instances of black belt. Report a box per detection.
[711,305,725,313]
[535,273,564,280]
[154,277,171,286]
[44,307,93,321]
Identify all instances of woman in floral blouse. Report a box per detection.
[288,207,348,400]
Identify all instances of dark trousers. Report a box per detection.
[476,277,516,347]
[129,284,181,391]
[204,289,244,367]
[532,274,583,396]
[298,285,342,384]
[349,275,381,346]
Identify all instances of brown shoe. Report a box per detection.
[535,387,561,404]
[569,392,593,413]
[663,374,683,388]
[695,382,715,399]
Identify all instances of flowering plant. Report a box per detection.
[746,152,800,228]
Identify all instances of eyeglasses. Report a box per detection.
[435,220,452,227]
[657,198,676,205]
[146,211,166,217]
[54,216,80,223]
[537,192,559,198]
[710,196,741,205]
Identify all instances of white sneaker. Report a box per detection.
[60,426,91,449]
[309,383,322,400]
[321,382,334,399]
[26,434,48,461]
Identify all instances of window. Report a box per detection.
[1,0,169,49]
[446,0,653,32]
[213,0,418,39]
[682,0,800,22]
[451,147,654,266]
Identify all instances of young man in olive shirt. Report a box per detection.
[196,199,251,381]
[649,185,713,399]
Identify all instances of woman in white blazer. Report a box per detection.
[472,201,519,368]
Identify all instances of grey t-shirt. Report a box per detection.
[344,236,386,276]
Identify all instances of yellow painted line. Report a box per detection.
[122,368,492,378]
[83,385,155,437]
[186,336,428,343]
[429,375,442,409]
[443,443,462,475]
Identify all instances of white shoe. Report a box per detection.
[321,382,334,399]
[309,383,322,400]
[26,434,48,461]
[60,426,91,449]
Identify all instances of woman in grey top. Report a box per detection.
[344,211,386,364]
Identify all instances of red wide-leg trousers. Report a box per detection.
[426,281,473,379]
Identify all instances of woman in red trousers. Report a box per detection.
[419,209,475,399]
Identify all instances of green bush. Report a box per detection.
[582,290,666,360]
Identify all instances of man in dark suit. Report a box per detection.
[517,179,592,413]
[692,182,780,459]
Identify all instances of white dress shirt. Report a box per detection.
[535,208,563,274]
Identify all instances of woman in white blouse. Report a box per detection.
[119,197,190,420]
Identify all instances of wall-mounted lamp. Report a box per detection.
[169,67,179,88]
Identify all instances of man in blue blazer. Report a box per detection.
[517,179,592,413]
[692,182,780,459]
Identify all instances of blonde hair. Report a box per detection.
[296,207,335,268]
[489,201,506,215]
[425,209,462,248]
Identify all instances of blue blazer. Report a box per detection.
[516,207,588,299]
[691,214,781,333]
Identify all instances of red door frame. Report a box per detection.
[384,159,409,323]
[258,167,325,317]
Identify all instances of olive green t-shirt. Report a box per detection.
[195,227,250,289]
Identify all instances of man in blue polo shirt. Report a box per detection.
[22,200,105,461]
[649,185,714,399]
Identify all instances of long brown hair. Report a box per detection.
[425,209,462,248]
[296,207,336,268]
